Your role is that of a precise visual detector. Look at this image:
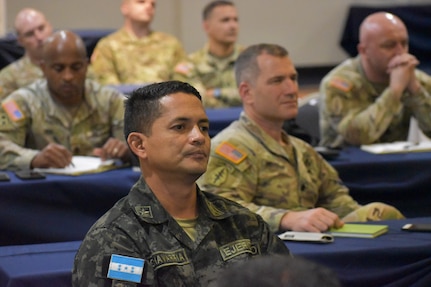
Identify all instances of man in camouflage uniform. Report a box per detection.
[72,81,290,287]
[173,1,242,108]
[91,0,186,85]
[0,8,53,100]
[198,44,404,233]
[0,30,129,170]
[320,12,431,148]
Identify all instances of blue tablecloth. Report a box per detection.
[328,147,431,218]
[1,218,430,287]
[1,147,431,246]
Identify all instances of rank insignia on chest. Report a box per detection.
[215,142,246,164]
[107,254,145,283]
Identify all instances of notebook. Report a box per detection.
[329,223,388,238]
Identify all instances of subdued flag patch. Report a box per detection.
[329,77,352,92]
[174,62,192,75]
[107,254,145,283]
[215,142,246,164]
[2,100,24,121]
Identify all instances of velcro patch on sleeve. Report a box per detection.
[2,100,24,121]
[215,142,247,164]
[329,77,352,92]
[174,62,193,75]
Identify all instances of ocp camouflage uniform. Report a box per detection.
[0,79,125,170]
[173,44,243,108]
[319,56,431,148]
[198,113,404,232]
[0,56,42,100]
[91,28,186,85]
[0,56,97,100]
[72,178,290,287]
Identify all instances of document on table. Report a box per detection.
[34,156,120,176]
[360,141,431,154]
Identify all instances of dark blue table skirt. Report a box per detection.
[1,218,430,287]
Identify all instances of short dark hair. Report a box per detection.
[216,255,341,287]
[234,43,289,86]
[124,81,202,140]
[202,0,234,20]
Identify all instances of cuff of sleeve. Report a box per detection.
[15,149,39,170]
[268,209,290,233]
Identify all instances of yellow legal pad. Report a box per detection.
[329,224,388,238]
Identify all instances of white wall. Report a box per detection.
[4,0,431,67]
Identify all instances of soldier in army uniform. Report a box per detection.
[91,0,186,85]
[320,12,431,148]
[0,30,129,170]
[72,81,289,287]
[0,8,53,100]
[173,1,242,108]
[198,44,404,233]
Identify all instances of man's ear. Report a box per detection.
[239,81,252,104]
[127,132,147,159]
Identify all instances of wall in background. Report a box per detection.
[4,0,430,67]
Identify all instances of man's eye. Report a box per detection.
[200,126,209,132]
[173,125,184,130]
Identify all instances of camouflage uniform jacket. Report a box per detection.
[320,56,431,148]
[0,79,125,170]
[0,56,42,100]
[72,177,290,287]
[198,113,360,232]
[173,44,243,108]
[91,28,186,85]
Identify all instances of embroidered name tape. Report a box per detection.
[107,254,145,283]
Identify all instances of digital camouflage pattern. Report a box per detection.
[0,79,125,170]
[198,113,404,232]
[72,178,290,287]
[91,28,186,85]
[319,56,431,148]
[173,44,243,108]
[0,56,43,100]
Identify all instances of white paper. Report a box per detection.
[360,141,431,154]
[34,156,115,175]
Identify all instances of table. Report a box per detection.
[0,168,140,246]
[1,218,430,287]
[328,147,431,218]
[341,5,431,71]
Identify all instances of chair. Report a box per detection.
[294,92,320,146]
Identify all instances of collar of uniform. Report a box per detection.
[204,43,243,65]
[239,112,291,161]
[128,177,233,223]
[118,27,155,43]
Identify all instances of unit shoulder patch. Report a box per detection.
[329,77,352,92]
[215,142,247,164]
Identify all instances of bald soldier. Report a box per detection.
[199,43,404,233]
[91,0,186,85]
[0,8,53,100]
[319,12,431,148]
[0,30,129,170]
[173,0,242,108]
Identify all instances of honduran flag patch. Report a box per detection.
[107,254,145,283]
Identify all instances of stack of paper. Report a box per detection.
[34,156,119,176]
[361,141,431,154]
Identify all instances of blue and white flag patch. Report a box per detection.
[107,254,145,283]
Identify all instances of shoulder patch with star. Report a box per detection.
[2,100,24,121]
[215,142,247,164]
[329,77,352,92]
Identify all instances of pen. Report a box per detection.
[50,134,75,167]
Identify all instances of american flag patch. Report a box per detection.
[215,142,246,164]
[2,100,24,121]
[329,77,352,92]
[174,62,192,75]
